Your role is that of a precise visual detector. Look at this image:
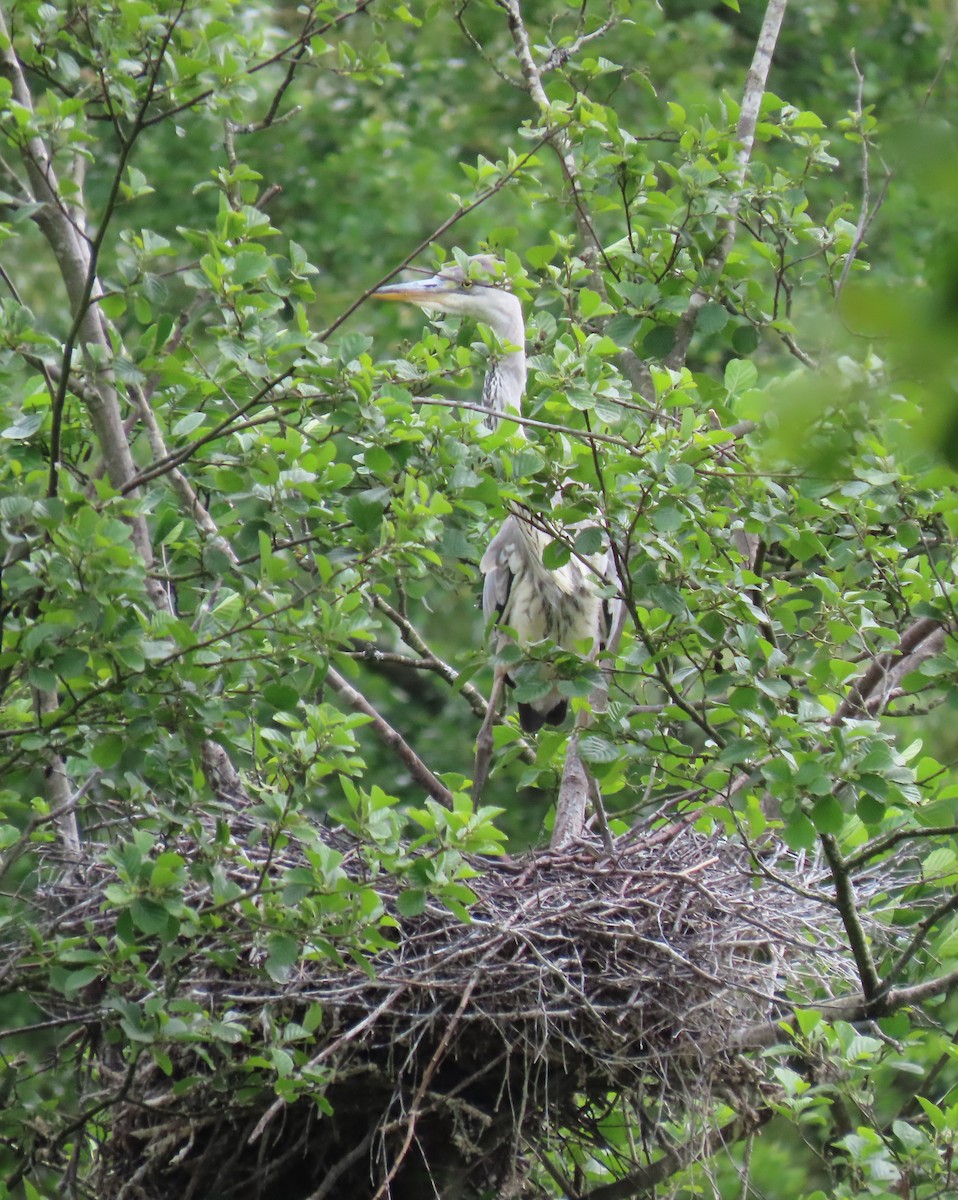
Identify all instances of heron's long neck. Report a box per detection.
[482,300,526,419]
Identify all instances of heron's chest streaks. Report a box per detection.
[491,518,601,649]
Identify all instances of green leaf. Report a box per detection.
[526,245,556,269]
[604,314,643,346]
[265,934,300,983]
[811,795,844,834]
[651,506,683,532]
[696,302,729,336]
[783,812,817,850]
[131,898,172,935]
[344,490,388,533]
[63,966,99,993]
[724,358,758,396]
[578,288,614,319]
[364,446,393,474]
[150,852,185,890]
[263,683,301,712]
[574,525,605,556]
[171,412,206,437]
[232,250,269,285]
[794,1008,821,1036]
[337,332,373,362]
[1,412,42,439]
[643,324,675,358]
[732,325,760,354]
[579,735,618,764]
[397,888,426,916]
[856,792,886,826]
[91,734,125,769]
[542,539,571,569]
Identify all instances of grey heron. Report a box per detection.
[372,255,618,798]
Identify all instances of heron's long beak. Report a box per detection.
[371,276,453,303]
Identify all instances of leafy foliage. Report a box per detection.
[2,0,958,1197]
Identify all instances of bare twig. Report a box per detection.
[372,596,489,720]
[834,50,893,298]
[541,20,617,74]
[583,1107,773,1200]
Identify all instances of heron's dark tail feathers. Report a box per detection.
[518,698,568,733]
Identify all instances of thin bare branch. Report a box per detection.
[583,1107,773,1200]
[372,596,489,720]
[834,50,893,298]
[325,667,455,808]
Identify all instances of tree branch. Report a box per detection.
[0,7,170,610]
[731,961,958,1053]
[583,1106,773,1200]
[372,596,489,720]
[325,667,454,808]
[665,0,789,370]
[832,616,947,723]
[819,832,882,1003]
[834,50,893,298]
[495,0,654,402]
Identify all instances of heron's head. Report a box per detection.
[371,254,523,342]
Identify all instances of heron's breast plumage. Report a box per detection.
[481,512,604,650]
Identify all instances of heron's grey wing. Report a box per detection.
[480,515,525,626]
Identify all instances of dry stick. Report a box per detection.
[307,1130,376,1200]
[665,0,789,371]
[368,968,486,1200]
[368,923,518,1200]
[325,668,454,808]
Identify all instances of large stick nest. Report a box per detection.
[17,809,847,1200]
